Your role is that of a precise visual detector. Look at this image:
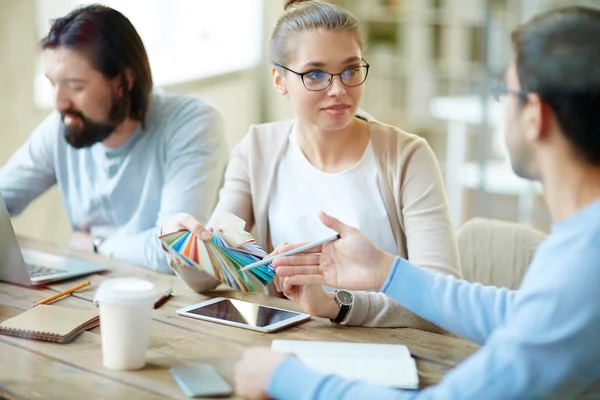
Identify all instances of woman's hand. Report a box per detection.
[280,278,339,319]
[160,213,221,291]
[160,213,214,269]
[271,242,340,319]
[160,213,212,240]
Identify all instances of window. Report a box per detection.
[35,0,262,108]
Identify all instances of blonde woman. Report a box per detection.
[161,0,460,331]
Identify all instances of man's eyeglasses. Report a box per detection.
[492,82,529,102]
[274,60,370,92]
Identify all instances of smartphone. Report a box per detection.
[176,297,311,333]
[170,364,233,398]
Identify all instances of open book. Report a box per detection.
[0,305,99,343]
[160,212,275,292]
[271,340,419,389]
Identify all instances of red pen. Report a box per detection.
[153,288,173,309]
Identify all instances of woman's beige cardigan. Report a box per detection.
[170,117,461,331]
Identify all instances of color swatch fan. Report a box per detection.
[160,213,274,292]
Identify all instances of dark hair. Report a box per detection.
[271,0,365,66]
[40,4,153,126]
[511,6,600,164]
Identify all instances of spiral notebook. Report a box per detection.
[0,305,99,343]
[159,212,275,292]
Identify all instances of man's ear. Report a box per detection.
[525,93,556,145]
[113,68,135,100]
[523,93,547,143]
[272,67,287,95]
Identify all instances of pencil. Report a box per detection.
[33,281,91,306]
[239,234,341,272]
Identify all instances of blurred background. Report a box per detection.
[1,0,598,245]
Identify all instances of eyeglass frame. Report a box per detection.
[491,82,530,102]
[273,59,371,92]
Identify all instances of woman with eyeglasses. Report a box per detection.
[160,0,460,331]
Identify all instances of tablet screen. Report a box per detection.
[186,298,301,328]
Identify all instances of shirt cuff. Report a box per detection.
[380,257,432,316]
[268,357,328,400]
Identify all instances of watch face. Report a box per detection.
[336,290,353,306]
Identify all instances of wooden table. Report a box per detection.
[0,238,479,399]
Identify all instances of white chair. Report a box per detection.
[457,218,547,289]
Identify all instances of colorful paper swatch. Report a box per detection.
[160,217,275,292]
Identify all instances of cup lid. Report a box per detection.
[94,278,156,305]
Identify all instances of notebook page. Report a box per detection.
[271,340,419,389]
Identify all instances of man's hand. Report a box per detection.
[69,231,95,253]
[275,211,396,291]
[234,348,290,400]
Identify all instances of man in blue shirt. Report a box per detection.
[234,6,600,399]
[0,5,227,272]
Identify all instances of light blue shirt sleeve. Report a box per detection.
[380,258,515,345]
[269,357,416,400]
[0,113,58,215]
[269,244,600,400]
[99,104,227,271]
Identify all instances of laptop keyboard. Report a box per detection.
[26,263,67,278]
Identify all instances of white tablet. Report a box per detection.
[176,297,311,333]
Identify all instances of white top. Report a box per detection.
[268,129,398,258]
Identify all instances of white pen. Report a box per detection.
[239,234,341,272]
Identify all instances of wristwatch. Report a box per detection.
[92,237,105,253]
[330,289,353,324]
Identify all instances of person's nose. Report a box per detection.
[327,74,346,97]
[53,85,72,112]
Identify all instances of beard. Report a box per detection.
[62,96,128,149]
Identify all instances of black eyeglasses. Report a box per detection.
[492,82,529,102]
[274,60,370,91]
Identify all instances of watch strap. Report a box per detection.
[330,303,350,324]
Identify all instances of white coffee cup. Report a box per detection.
[94,278,156,370]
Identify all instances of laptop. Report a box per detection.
[0,194,108,286]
